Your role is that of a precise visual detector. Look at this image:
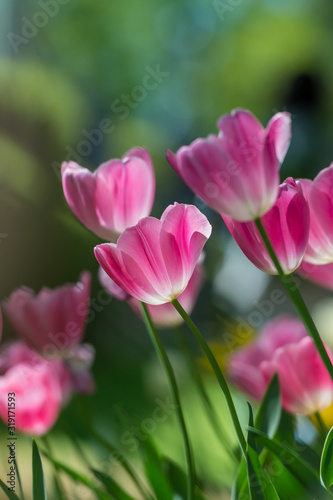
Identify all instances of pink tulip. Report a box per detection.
[0,341,72,402]
[261,338,333,415]
[3,272,91,355]
[62,147,155,240]
[0,361,62,436]
[222,178,309,274]
[298,166,333,265]
[99,261,205,328]
[167,109,291,221]
[98,266,129,301]
[228,316,307,401]
[298,260,333,290]
[95,203,211,305]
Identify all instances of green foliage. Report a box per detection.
[0,479,20,500]
[320,427,333,491]
[32,440,47,500]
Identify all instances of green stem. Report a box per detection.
[171,299,247,458]
[255,218,333,384]
[175,326,237,461]
[140,302,195,500]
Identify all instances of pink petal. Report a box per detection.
[62,148,155,240]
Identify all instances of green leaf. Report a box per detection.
[162,458,208,500]
[255,375,281,441]
[92,470,138,500]
[231,459,249,500]
[246,403,267,499]
[320,426,333,490]
[144,439,173,500]
[232,377,281,500]
[0,478,20,500]
[42,450,113,500]
[32,440,47,500]
[247,427,332,498]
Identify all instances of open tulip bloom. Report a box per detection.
[94,203,212,305]
[222,177,310,275]
[99,259,205,328]
[62,147,155,240]
[228,315,333,415]
[167,109,291,221]
[7,110,333,500]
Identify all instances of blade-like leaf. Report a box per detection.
[246,403,266,500]
[233,377,281,500]
[92,470,138,500]
[0,478,20,500]
[255,375,281,441]
[32,440,47,500]
[231,459,249,500]
[42,450,113,500]
[144,439,173,500]
[320,426,333,490]
[247,427,332,498]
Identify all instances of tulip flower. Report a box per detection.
[229,316,333,414]
[298,260,333,290]
[228,316,307,400]
[3,272,91,355]
[0,340,72,398]
[99,260,205,328]
[0,341,69,435]
[261,337,333,415]
[298,165,333,265]
[98,266,129,301]
[222,178,309,274]
[167,109,291,221]
[95,203,211,305]
[62,147,155,240]
[0,361,63,436]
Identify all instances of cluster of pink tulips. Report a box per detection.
[0,273,94,435]
[2,108,333,499]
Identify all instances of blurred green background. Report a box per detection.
[1,0,333,498]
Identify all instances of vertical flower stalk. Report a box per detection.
[95,202,246,458]
[140,303,195,500]
[255,218,333,384]
[171,298,247,457]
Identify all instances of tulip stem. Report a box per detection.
[255,218,333,384]
[140,302,195,500]
[175,326,238,462]
[171,298,247,458]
